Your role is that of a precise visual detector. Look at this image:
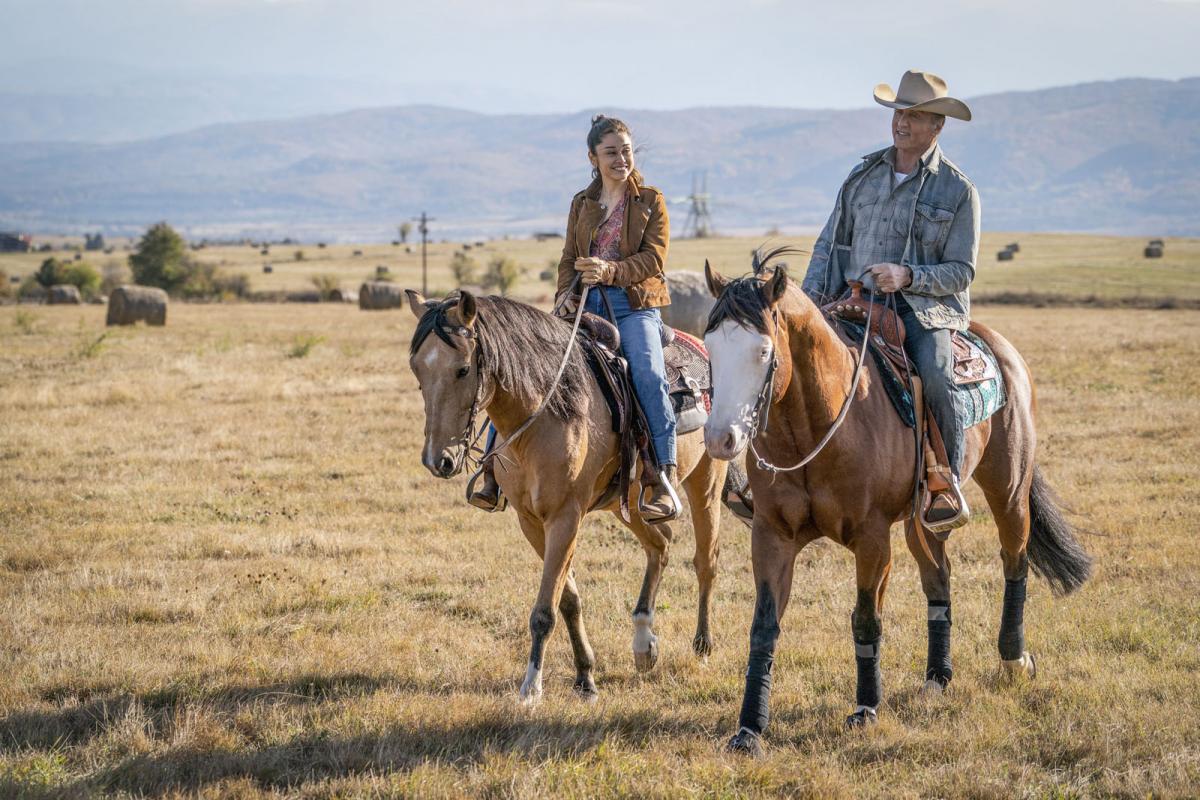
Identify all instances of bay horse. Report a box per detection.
[701,253,1091,753]
[406,289,728,703]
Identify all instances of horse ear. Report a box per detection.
[405,289,427,319]
[763,264,789,306]
[447,290,478,329]
[704,260,728,298]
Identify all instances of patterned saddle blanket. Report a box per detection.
[835,320,1006,430]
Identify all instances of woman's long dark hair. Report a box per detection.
[588,114,644,185]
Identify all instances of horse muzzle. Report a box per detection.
[422,446,466,478]
[703,420,748,461]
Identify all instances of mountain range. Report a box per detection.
[1,77,1197,238]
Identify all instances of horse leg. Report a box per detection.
[519,506,583,703]
[846,526,893,728]
[726,528,800,756]
[979,473,1037,681]
[904,519,953,693]
[619,508,673,672]
[559,567,598,700]
[682,455,724,658]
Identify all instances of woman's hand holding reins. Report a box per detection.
[575,257,615,286]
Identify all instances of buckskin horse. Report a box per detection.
[406,289,728,703]
[702,252,1091,754]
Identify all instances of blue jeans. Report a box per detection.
[585,286,677,467]
[895,295,963,480]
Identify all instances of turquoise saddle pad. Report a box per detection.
[837,322,1006,430]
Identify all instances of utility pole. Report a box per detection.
[413,212,435,296]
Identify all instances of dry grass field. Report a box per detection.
[1,237,1198,797]
[4,233,1198,306]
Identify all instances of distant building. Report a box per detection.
[0,232,32,253]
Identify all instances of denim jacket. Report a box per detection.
[802,143,981,331]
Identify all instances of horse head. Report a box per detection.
[407,289,487,478]
[701,253,792,461]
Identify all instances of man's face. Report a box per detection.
[892,109,942,154]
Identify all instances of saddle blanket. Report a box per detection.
[837,320,1006,430]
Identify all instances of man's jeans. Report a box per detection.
[896,297,963,480]
[585,285,677,467]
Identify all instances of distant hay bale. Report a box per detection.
[660,270,716,337]
[262,264,273,273]
[107,285,167,326]
[47,284,82,304]
[358,281,405,310]
[375,265,390,277]
[1144,246,1164,259]
[353,250,364,257]
[1006,242,1020,252]
[1148,239,1164,247]
[285,290,322,303]
[997,250,1014,262]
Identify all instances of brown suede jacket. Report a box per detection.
[556,176,671,309]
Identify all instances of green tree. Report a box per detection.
[129,222,187,291]
[450,252,479,286]
[399,222,412,244]
[34,257,68,288]
[63,262,101,299]
[483,256,523,296]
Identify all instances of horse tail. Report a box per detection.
[1027,465,1092,596]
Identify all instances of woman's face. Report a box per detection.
[589,131,634,183]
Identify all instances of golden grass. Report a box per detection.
[3,233,1198,305]
[1,279,1199,796]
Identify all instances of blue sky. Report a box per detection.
[3,0,1198,111]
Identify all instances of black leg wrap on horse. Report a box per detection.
[998,577,1027,661]
[926,601,953,686]
[737,584,779,735]
[854,636,882,709]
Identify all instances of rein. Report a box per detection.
[746,294,875,474]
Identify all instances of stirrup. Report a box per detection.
[465,465,506,513]
[921,481,969,537]
[639,472,681,524]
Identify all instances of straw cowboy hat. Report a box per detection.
[873,70,972,121]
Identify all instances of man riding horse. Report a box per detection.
[802,69,980,532]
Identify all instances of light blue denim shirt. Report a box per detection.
[802,143,981,331]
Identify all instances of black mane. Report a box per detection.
[411,294,590,421]
[704,246,802,334]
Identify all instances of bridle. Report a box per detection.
[420,282,592,475]
[743,294,875,474]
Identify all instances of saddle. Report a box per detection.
[574,312,713,521]
[823,282,995,533]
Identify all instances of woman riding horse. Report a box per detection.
[471,115,681,522]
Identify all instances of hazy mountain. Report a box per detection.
[1,77,1197,237]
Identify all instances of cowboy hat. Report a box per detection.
[873,70,972,121]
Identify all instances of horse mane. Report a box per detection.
[411,294,589,421]
[704,246,804,335]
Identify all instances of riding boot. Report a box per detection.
[641,465,680,523]
[467,460,505,512]
[925,477,969,536]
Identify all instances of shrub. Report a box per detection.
[129,222,187,291]
[34,258,68,288]
[310,274,340,300]
[63,262,101,299]
[294,250,305,261]
[482,256,523,296]
[287,333,324,359]
[450,252,479,286]
[101,261,132,295]
[178,260,250,300]
[0,268,9,299]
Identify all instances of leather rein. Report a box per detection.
[745,293,875,474]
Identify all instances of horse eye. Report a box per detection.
[456,366,470,379]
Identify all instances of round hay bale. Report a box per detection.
[375,265,390,277]
[47,284,82,304]
[997,250,1014,262]
[659,270,716,337]
[353,250,364,257]
[1148,239,1164,248]
[262,264,273,273]
[1144,246,1163,258]
[358,281,405,310]
[1006,242,1020,252]
[107,285,167,326]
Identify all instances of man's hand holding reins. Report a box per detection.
[867,262,913,293]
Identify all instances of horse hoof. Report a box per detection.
[726,728,763,757]
[633,638,659,672]
[573,678,599,703]
[1001,651,1037,681]
[692,633,713,658]
[845,707,878,729]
